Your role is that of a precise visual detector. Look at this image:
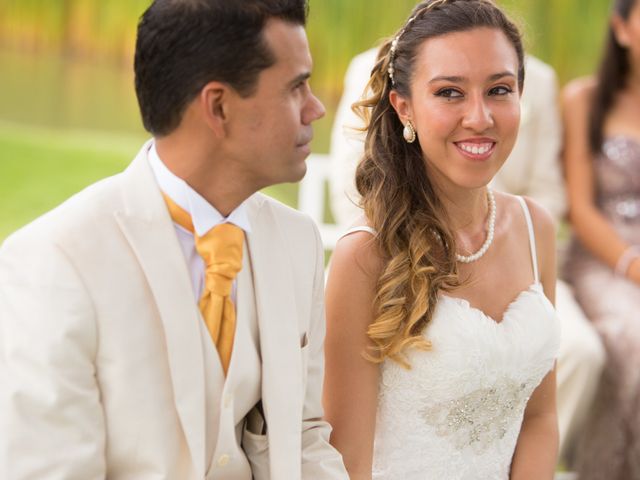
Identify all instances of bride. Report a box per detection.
[323,1,560,479]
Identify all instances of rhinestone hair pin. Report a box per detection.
[388,0,450,85]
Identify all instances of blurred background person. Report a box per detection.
[562,0,640,478]
[329,46,604,468]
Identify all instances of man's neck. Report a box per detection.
[155,137,256,217]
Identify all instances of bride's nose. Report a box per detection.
[461,95,495,132]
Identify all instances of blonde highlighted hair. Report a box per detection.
[354,0,524,368]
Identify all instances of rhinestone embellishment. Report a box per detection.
[420,378,531,453]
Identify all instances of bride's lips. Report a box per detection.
[453,138,497,161]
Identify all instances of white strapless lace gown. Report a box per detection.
[346,197,561,480]
[372,284,559,479]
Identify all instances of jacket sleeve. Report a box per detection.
[0,232,106,480]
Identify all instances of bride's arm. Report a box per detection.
[510,199,559,479]
[323,230,383,480]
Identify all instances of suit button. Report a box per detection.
[224,393,234,408]
[218,454,230,467]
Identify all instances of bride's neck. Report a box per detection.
[436,185,489,235]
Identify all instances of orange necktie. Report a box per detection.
[163,194,244,375]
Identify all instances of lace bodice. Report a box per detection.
[372,284,559,479]
[344,197,560,480]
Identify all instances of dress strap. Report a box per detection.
[516,196,539,283]
[340,225,377,240]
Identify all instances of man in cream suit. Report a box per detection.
[0,1,348,479]
[329,48,605,466]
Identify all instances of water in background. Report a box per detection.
[0,0,612,150]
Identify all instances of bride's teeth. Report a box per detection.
[459,143,492,155]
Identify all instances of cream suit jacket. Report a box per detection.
[0,143,348,480]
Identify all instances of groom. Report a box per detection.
[0,1,348,479]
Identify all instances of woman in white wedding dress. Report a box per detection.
[323,1,560,479]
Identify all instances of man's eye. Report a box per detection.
[435,88,463,99]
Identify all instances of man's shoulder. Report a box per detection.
[248,192,321,250]
[3,142,153,250]
[252,192,314,226]
[3,171,127,252]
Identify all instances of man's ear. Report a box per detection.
[611,13,631,48]
[200,81,229,138]
[389,90,413,125]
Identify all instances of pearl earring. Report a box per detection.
[403,120,416,143]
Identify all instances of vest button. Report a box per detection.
[218,454,230,467]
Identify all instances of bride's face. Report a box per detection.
[390,27,521,191]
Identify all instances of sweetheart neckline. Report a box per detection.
[438,282,550,325]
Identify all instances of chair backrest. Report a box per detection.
[297,153,342,250]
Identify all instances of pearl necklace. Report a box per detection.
[456,189,496,264]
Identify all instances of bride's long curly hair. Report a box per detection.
[355,0,524,368]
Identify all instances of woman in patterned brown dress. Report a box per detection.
[562,0,640,478]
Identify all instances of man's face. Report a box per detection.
[225,19,325,189]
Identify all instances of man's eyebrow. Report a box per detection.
[428,71,516,84]
[288,71,311,88]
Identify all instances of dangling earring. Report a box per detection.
[403,120,416,143]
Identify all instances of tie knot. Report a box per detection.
[196,223,244,296]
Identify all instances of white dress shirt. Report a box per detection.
[147,142,251,301]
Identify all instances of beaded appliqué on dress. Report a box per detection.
[371,285,560,480]
[420,377,531,454]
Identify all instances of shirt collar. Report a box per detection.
[147,141,252,236]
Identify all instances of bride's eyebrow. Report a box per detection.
[428,71,516,84]
[428,75,465,84]
[487,71,516,81]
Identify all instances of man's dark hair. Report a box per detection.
[134,0,309,136]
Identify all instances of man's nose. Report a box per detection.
[303,91,326,125]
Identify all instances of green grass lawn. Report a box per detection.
[0,121,297,242]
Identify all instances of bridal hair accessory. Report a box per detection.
[403,121,417,143]
[456,189,496,264]
[388,0,450,84]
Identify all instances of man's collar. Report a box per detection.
[147,141,252,236]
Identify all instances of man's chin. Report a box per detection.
[283,162,307,184]
[259,162,307,190]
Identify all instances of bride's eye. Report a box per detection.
[489,86,513,96]
[435,88,464,99]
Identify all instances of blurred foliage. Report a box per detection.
[0,0,612,96]
[0,0,614,238]
[0,0,150,61]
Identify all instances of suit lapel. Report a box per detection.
[114,144,207,478]
[245,195,302,478]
